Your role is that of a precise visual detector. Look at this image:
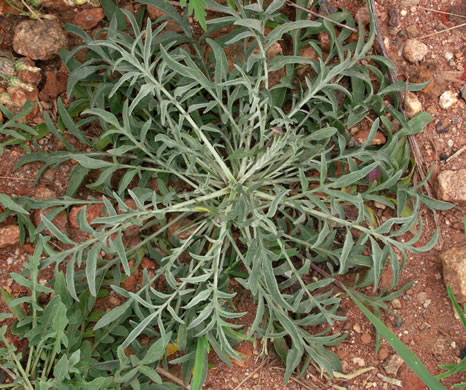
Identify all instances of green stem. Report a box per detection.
[0,335,34,390]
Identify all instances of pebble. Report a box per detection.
[353,357,366,367]
[13,20,67,60]
[404,92,422,118]
[72,8,105,30]
[405,25,419,38]
[378,347,389,360]
[353,323,362,333]
[361,333,371,344]
[35,186,56,199]
[355,6,371,26]
[69,203,105,228]
[439,91,458,109]
[393,317,404,328]
[437,169,466,203]
[108,296,120,306]
[460,84,466,100]
[423,299,432,308]
[447,139,454,148]
[41,71,68,100]
[0,225,20,249]
[383,354,404,376]
[416,292,428,305]
[388,9,398,27]
[440,245,466,303]
[444,51,454,61]
[352,129,387,146]
[391,299,402,309]
[400,9,407,16]
[403,39,428,63]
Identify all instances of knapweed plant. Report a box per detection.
[6,0,452,387]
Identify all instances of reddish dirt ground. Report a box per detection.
[0,0,465,388]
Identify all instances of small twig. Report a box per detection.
[232,359,268,390]
[418,22,466,39]
[418,6,466,19]
[287,1,358,33]
[156,367,188,389]
[446,145,466,163]
[19,0,42,22]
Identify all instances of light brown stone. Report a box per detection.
[352,129,386,146]
[404,92,422,118]
[383,354,404,376]
[34,208,68,235]
[0,225,20,249]
[13,20,67,60]
[440,245,466,303]
[403,39,428,63]
[437,169,466,203]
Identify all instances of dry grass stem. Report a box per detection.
[287,1,358,33]
[418,22,466,39]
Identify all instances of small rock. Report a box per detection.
[439,91,458,109]
[17,57,41,85]
[405,25,419,38]
[108,295,120,306]
[355,6,371,26]
[393,317,403,328]
[391,298,402,309]
[378,347,389,360]
[400,9,408,17]
[433,335,449,358]
[353,357,365,367]
[403,39,428,63]
[437,169,466,203]
[444,51,454,61]
[404,92,422,118]
[0,225,20,249]
[416,292,428,305]
[141,257,156,269]
[423,299,432,308]
[337,349,348,359]
[35,186,56,199]
[317,0,338,16]
[34,208,68,234]
[13,20,67,60]
[361,333,371,344]
[41,72,68,100]
[447,139,454,148]
[388,9,398,27]
[353,323,362,333]
[352,129,386,146]
[440,245,466,303]
[7,86,38,107]
[121,259,139,291]
[318,32,331,52]
[460,85,466,100]
[72,8,105,30]
[383,354,404,376]
[69,203,105,228]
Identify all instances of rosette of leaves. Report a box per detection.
[15,0,452,387]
